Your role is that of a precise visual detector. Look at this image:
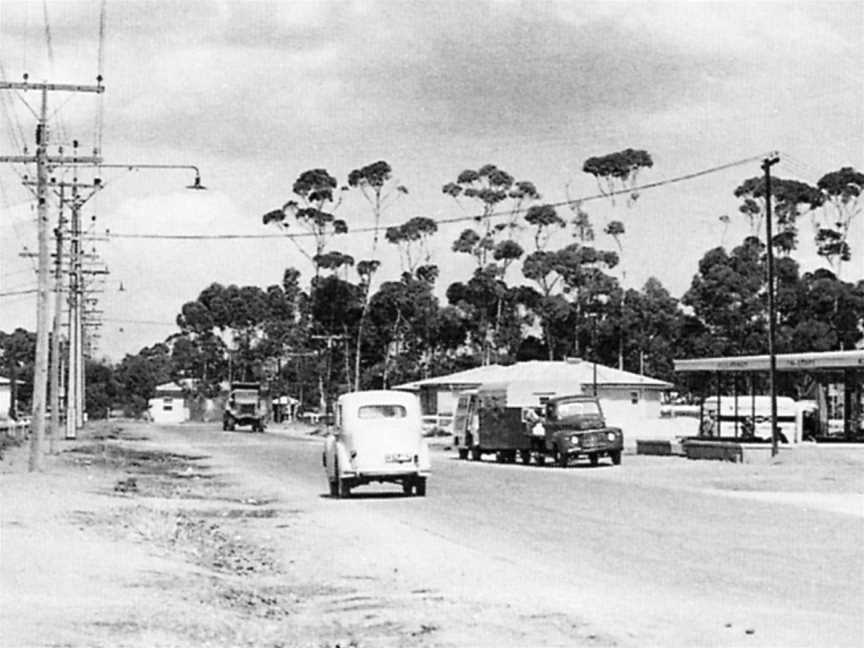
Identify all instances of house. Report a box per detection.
[0,376,11,418]
[148,381,191,424]
[393,359,673,431]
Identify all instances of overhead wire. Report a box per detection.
[107,153,772,241]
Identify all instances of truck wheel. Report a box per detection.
[329,479,338,497]
[520,450,531,465]
[338,475,352,498]
[402,480,413,495]
[458,448,469,460]
[415,477,427,497]
[589,453,599,467]
[222,419,228,431]
[535,453,546,466]
[470,447,482,462]
[610,450,622,465]
[555,447,568,468]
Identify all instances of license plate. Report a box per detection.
[385,454,412,463]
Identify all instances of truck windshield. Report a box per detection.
[358,405,407,419]
[556,401,601,418]
[233,390,258,400]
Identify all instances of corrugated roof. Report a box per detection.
[394,359,671,390]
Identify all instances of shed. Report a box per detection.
[148,381,190,424]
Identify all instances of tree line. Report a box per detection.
[4,155,862,418]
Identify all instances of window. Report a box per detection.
[163,397,173,411]
[556,400,601,418]
[358,404,407,419]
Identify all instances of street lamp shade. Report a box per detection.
[187,175,207,190]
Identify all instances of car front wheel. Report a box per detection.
[610,450,622,465]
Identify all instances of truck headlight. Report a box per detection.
[607,431,617,442]
[570,435,581,445]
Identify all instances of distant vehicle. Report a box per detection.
[454,381,623,467]
[323,390,431,498]
[223,382,266,432]
[700,395,810,443]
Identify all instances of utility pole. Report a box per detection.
[0,76,103,470]
[49,185,66,454]
[762,153,781,457]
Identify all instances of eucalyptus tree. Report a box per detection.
[733,176,823,255]
[582,148,654,205]
[581,148,653,367]
[442,165,538,363]
[442,164,538,270]
[385,216,438,275]
[814,166,864,276]
[682,237,768,356]
[262,168,348,282]
[344,160,408,390]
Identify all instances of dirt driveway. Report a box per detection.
[2,421,862,647]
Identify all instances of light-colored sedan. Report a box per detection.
[323,390,431,498]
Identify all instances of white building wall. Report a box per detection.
[597,387,664,432]
[148,395,189,424]
[0,384,11,418]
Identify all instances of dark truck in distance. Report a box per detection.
[454,383,623,467]
[223,382,266,432]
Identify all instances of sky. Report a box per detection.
[1,0,862,362]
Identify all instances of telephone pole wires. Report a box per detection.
[0,76,104,471]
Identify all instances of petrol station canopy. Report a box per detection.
[674,350,864,374]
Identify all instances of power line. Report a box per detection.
[0,287,38,298]
[108,153,771,241]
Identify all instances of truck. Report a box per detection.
[223,382,266,432]
[454,381,623,467]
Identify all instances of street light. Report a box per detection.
[93,163,206,191]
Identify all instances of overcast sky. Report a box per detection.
[1,0,862,361]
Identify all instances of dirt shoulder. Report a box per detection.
[2,423,315,647]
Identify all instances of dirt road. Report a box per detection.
[2,421,863,647]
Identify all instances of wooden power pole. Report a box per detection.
[0,77,103,471]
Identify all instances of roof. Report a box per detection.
[394,359,672,391]
[675,350,864,373]
[394,364,507,390]
[154,381,187,394]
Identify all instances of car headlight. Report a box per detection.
[607,431,617,442]
[570,435,581,445]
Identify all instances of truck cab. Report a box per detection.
[223,382,266,432]
[543,395,623,467]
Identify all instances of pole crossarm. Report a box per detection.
[0,155,103,164]
[0,81,104,93]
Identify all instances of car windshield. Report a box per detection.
[556,400,601,418]
[358,404,407,419]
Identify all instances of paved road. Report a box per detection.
[163,423,863,647]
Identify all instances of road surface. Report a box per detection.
[157,422,864,647]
